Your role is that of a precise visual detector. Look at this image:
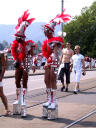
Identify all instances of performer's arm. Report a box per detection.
[32,57,36,73]
[11,41,20,68]
[11,41,18,61]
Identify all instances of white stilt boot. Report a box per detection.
[21,88,27,118]
[13,88,21,115]
[48,90,58,120]
[42,88,51,118]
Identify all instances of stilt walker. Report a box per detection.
[42,9,71,119]
[11,10,36,118]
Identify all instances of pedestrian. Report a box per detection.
[70,45,86,94]
[11,10,36,117]
[0,52,10,115]
[58,42,74,92]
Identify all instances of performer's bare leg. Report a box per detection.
[14,68,23,104]
[43,67,52,107]
[44,67,51,88]
[48,69,57,109]
[21,70,28,106]
[0,87,10,114]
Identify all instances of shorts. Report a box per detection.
[58,63,70,84]
[0,81,3,87]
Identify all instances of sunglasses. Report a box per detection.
[74,48,80,51]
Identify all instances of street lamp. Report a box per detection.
[61,0,64,38]
[58,31,66,37]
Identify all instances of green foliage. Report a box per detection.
[64,2,96,57]
[34,41,42,55]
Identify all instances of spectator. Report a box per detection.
[91,57,95,68]
[70,45,86,94]
[58,42,74,92]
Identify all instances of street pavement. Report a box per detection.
[0,69,96,128]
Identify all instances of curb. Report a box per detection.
[3,68,96,79]
[4,72,44,79]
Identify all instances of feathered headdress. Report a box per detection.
[14,10,35,38]
[42,9,71,35]
[49,9,71,25]
[42,9,71,58]
[43,21,57,33]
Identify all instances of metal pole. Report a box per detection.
[61,0,64,38]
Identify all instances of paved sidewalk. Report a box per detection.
[0,102,96,128]
[0,69,96,128]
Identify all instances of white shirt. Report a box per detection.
[72,54,84,71]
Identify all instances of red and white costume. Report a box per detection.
[11,10,36,117]
[42,9,71,111]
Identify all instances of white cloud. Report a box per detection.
[0,0,95,24]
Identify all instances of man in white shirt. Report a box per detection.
[70,45,86,94]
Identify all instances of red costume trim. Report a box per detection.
[42,39,52,59]
[11,40,37,62]
[42,37,64,59]
[26,40,37,48]
[11,40,26,62]
[48,37,64,48]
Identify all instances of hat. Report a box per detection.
[14,10,35,39]
[43,21,57,33]
[42,9,71,35]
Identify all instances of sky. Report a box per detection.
[0,0,95,24]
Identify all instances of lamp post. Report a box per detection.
[61,0,64,38]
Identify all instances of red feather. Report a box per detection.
[26,40,37,48]
[42,40,52,59]
[11,40,26,62]
[15,10,35,30]
[50,9,71,24]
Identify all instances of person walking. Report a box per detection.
[58,42,74,92]
[70,45,86,94]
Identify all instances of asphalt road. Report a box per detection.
[0,70,96,128]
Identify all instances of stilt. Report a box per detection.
[42,88,51,118]
[48,106,58,120]
[47,89,58,120]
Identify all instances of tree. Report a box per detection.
[64,2,96,57]
[2,40,9,48]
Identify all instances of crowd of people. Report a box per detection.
[84,56,96,69]
[0,9,95,119]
